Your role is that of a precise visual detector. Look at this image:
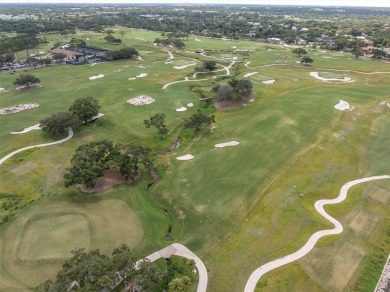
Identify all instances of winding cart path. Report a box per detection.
[244,175,390,292]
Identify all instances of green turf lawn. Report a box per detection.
[0,29,389,291]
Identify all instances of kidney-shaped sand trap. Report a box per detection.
[334,100,350,111]
[89,74,104,80]
[215,141,240,148]
[176,154,194,160]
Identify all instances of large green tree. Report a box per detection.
[39,112,80,136]
[168,276,191,292]
[292,48,307,57]
[37,244,164,292]
[69,96,101,124]
[184,110,215,133]
[13,73,40,88]
[301,56,314,64]
[144,113,169,138]
[352,46,364,59]
[212,78,253,101]
[64,140,117,188]
[64,141,153,188]
[200,60,217,72]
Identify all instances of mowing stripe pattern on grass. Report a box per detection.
[244,175,390,292]
[0,129,73,166]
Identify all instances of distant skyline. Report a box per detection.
[0,0,389,8]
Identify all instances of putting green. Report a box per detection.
[0,199,143,289]
[18,213,91,260]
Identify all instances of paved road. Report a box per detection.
[0,128,73,166]
[244,175,390,292]
[135,243,208,292]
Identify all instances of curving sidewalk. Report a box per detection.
[0,129,73,166]
[134,243,208,292]
[244,175,390,292]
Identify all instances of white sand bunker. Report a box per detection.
[114,69,123,72]
[174,62,197,70]
[127,95,155,106]
[310,72,353,82]
[187,103,194,107]
[244,72,258,78]
[262,80,275,84]
[128,77,137,80]
[136,73,148,78]
[195,38,201,42]
[0,88,6,92]
[215,141,240,148]
[334,100,350,111]
[11,123,41,134]
[176,106,187,112]
[0,103,39,115]
[176,154,194,161]
[89,74,104,80]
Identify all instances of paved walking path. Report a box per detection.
[134,243,208,292]
[244,175,390,292]
[0,129,73,166]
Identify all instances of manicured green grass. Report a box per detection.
[0,29,389,291]
[0,198,145,290]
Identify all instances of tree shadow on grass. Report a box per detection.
[62,189,103,205]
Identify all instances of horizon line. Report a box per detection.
[0,2,389,8]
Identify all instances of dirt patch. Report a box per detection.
[300,242,365,291]
[327,243,365,290]
[174,205,186,219]
[349,209,381,237]
[366,185,390,204]
[15,84,42,91]
[80,170,140,193]
[215,92,256,111]
[9,161,38,176]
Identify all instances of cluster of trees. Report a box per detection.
[69,38,86,47]
[40,96,101,136]
[63,140,153,188]
[37,244,164,292]
[144,113,169,138]
[107,47,138,60]
[0,5,389,52]
[0,34,42,55]
[154,37,185,49]
[184,110,215,133]
[196,60,217,72]
[0,53,15,67]
[13,73,40,88]
[144,109,215,138]
[104,31,122,44]
[212,78,253,102]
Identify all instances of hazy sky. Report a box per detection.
[0,0,389,7]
